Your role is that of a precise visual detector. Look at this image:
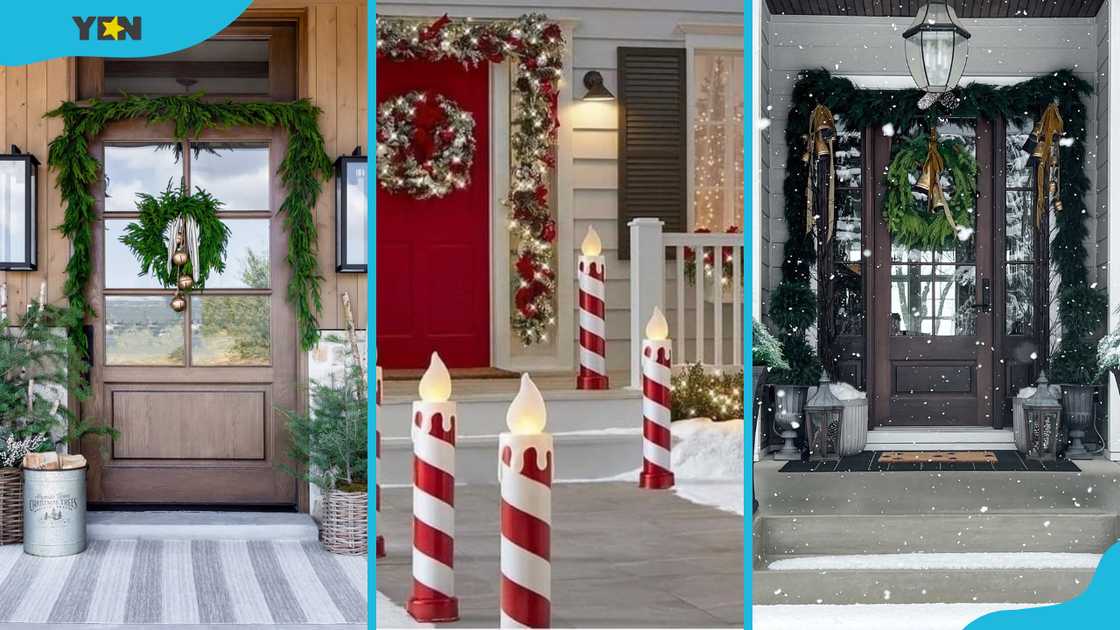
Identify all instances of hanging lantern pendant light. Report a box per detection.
[904,2,971,110]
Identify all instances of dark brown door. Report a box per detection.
[83,121,298,506]
[870,119,996,427]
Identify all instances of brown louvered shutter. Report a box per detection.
[617,47,687,260]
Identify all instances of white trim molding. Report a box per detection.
[1108,0,1119,462]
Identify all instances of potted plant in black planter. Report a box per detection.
[766,282,821,461]
[1051,340,1102,460]
[752,319,788,443]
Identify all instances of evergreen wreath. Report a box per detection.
[377,90,477,199]
[774,69,1101,388]
[884,133,978,251]
[47,93,332,351]
[377,13,564,346]
[119,186,231,290]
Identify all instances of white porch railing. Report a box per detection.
[628,218,744,388]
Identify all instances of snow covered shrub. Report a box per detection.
[752,319,788,370]
[1097,326,1120,381]
[671,363,744,422]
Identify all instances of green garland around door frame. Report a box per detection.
[47,93,332,351]
[774,69,1097,385]
[884,133,978,251]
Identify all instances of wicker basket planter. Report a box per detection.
[0,467,22,545]
[319,489,367,555]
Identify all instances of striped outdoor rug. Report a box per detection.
[0,540,367,625]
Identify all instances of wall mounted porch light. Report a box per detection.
[335,146,367,273]
[0,145,39,271]
[581,70,615,101]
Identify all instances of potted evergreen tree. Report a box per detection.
[283,294,367,555]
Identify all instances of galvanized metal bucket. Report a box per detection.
[22,465,87,557]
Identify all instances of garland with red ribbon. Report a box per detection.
[376,91,476,200]
[377,13,564,346]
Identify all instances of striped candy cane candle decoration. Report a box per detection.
[577,226,609,390]
[406,352,460,622]
[499,374,553,628]
[640,307,675,490]
[376,364,385,558]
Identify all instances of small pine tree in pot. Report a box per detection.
[282,295,367,555]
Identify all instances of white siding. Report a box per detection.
[762,14,1103,294]
[379,0,743,370]
[1097,2,1110,285]
[759,1,773,318]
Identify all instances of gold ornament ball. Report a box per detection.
[172,251,189,266]
[177,275,194,291]
[170,294,187,312]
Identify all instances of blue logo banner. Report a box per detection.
[0,1,252,65]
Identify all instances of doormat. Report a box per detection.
[382,366,518,381]
[779,450,1081,473]
[0,539,366,624]
[879,451,997,464]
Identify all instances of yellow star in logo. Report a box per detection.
[102,16,124,40]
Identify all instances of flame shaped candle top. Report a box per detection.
[645,306,669,341]
[418,351,452,402]
[506,373,547,435]
[580,225,602,257]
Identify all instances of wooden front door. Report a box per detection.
[375,59,491,369]
[83,121,298,506]
[869,119,997,427]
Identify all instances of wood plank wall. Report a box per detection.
[0,59,72,315]
[0,0,368,330]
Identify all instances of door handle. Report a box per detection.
[972,278,992,313]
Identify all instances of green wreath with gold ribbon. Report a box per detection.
[885,133,979,250]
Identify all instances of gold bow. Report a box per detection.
[803,104,836,241]
[1026,102,1064,226]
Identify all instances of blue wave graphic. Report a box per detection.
[966,540,1120,629]
[1,2,252,65]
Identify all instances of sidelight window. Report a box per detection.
[1004,120,1036,336]
[832,119,864,337]
[102,141,272,367]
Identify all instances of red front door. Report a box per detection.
[376,59,491,368]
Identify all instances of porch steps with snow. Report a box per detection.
[864,426,1017,451]
[378,374,642,485]
[752,512,1113,604]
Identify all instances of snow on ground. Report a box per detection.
[560,418,745,515]
[768,552,1101,571]
[376,591,431,629]
[753,603,1047,630]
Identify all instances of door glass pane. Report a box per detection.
[190,143,269,210]
[834,190,862,263]
[104,144,183,212]
[345,161,368,265]
[1006,263,1033,335]
[0,161,28,262]
[835,120,862,188]
[889,249,976,336]
[104,220,166,289]
[191,295,271,366]
[205,219,270,289]
[1005,121,1033,189]
[105,296,185,365]
[1005,191,1034,262]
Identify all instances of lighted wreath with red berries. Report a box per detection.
[684,226,742,286]
[377,90,476,200]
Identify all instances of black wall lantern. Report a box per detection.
[581,71,615,101]
[335,146,368,273]
[0,145,38,271]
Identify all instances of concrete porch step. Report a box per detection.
[759,513,1118,556]
[752,566,1094,605]
[756,458,1120,514]
[865,427,1017,451]
[381,429,642,485]
[87,511,319,541]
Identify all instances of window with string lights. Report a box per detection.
[691,51,744,233]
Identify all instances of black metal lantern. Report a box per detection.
[804,371,843,462]
[581,71,615,101]
[903,2,970,108]
[1023,371,1062,462]
[335,146,368,273]
[0,145,38,271]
